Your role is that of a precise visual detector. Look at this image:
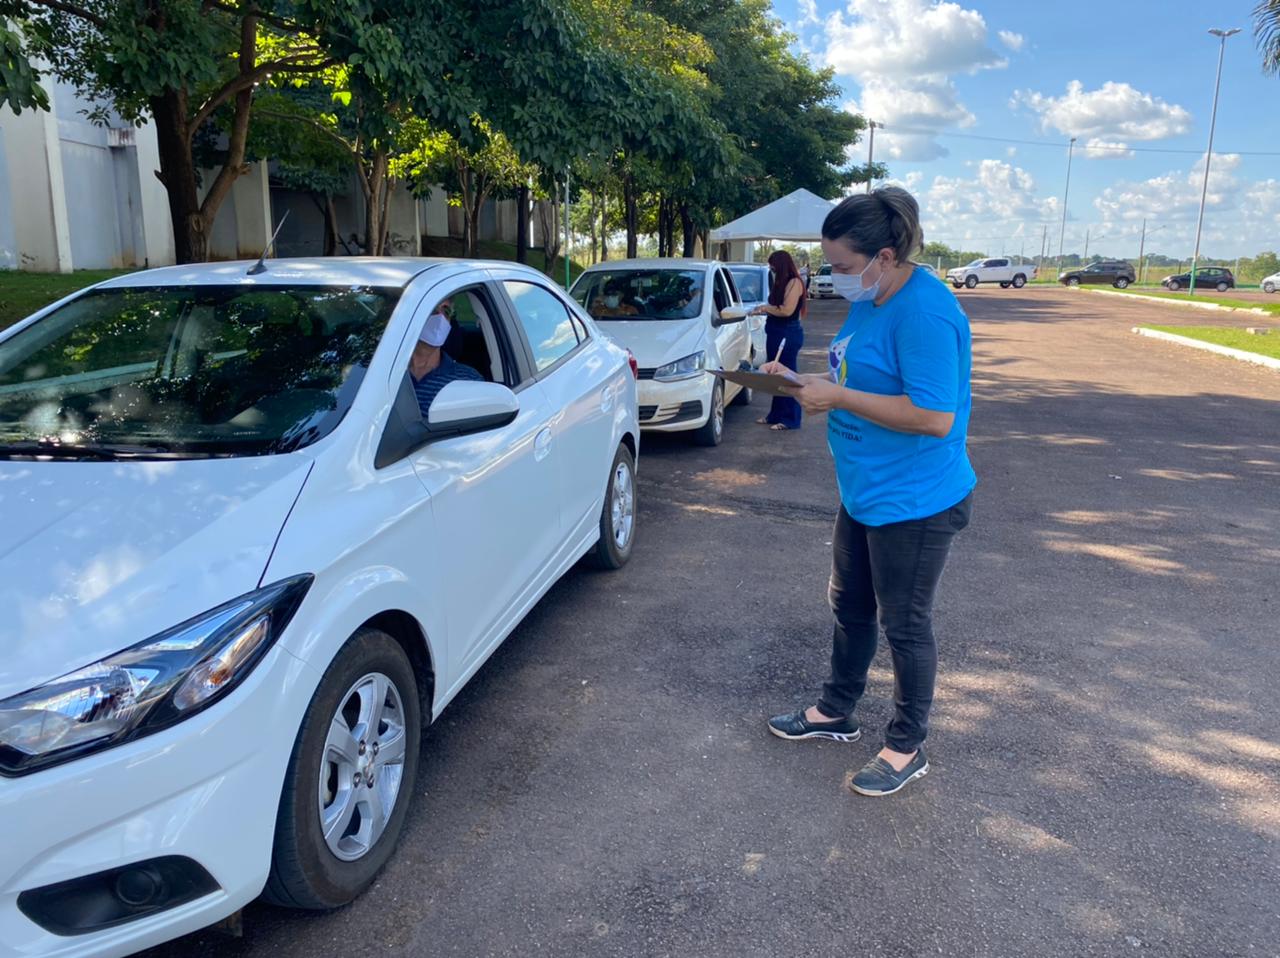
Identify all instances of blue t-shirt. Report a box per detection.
[412,353,483,417]
[827,268,976,526]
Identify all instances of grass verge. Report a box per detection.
[0,269,135,331]
[1142,325,1280,361]
[1107,287,1280,316]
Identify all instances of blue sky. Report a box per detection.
[771,0,1278,259]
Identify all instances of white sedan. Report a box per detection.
[1263,272,1278,294]
[0,258,639,956]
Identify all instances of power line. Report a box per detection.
[887,127,1280,157]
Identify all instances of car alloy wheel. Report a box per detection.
[1115,277,1130,288]
[964,275,978,289]
[1216,282,1229,292]
[320,672,408,862]
[265,629,420,910]
[1067,277,1080,287]
[1167,280,1181,291]
[694,381,725,447]
[1264,282,1276,294]
[588,444,637,569]
[610,458,635,551]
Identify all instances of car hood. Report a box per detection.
[598,319,707,368]
[0,456,312,699]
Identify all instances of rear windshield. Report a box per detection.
[0,284,399,459]
[570,269,705,321]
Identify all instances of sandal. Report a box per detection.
[756,417,771,425]
[770,423,792,431]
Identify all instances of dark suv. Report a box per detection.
[1161,266,1234,292]
[1059,260,1137,288]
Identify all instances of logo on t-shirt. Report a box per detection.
[828,334,852,385]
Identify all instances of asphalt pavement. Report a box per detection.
[143,286,1279,958]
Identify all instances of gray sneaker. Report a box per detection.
[850,749,929,796]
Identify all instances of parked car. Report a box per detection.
[1161,266,1234,292]
[1059,260,1137,289]
[724,262,770,364]
[810,263,835,298]
[570,259,752,446]
[946,258,1037,289]
[1261,272,1278,294]
[0,258,639,957]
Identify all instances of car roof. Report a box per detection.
[94,257,541,290]
[724,262,770,269]
[579,258,721,273]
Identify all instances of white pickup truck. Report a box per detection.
[947,258,1037,289]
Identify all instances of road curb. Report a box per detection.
[1132,326,1280,371]
[1079,286,1272,316]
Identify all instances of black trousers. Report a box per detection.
[818,493,972,753]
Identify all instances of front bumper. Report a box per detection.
[0,645,316,958]
[636,375,712,432]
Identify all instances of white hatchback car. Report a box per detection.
[570,259,752,447]
[1262,272,1278,294]
[0,258,639,957]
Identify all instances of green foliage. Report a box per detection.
[1256,0,1280,75]
[0,23,48,113]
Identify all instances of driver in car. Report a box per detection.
[409,309,483,418]
[591,280,640,317]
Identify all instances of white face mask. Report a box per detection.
[831,258,882,303]
[604,294,621,308]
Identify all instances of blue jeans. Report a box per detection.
[765,319,803,429]
[818,493,973,752]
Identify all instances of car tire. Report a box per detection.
[1066,277,1080,287]
[964,275,979,289]
[587,444,637,570]
[1216,282,1230,292]
[1012,274,1027,289]
[999,282,1010,289]
[264,629,421,910]
[1166,280,1181,291]
[1115,277,1130,289]
[1264,282,1277,294]
[693,380,725,447]
[731,382,753,406]
[951,283,962,290]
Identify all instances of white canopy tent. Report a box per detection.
[709,188,836,244]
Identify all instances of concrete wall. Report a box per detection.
[0,75,172,271]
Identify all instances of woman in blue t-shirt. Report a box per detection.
[761,186,976,797]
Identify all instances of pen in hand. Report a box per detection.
[773,338,786,366]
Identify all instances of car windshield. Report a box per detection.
[729,268,766,303]
[0,284,399,459]
[964,259,985,268]
[571,269,705,321]
[818,264,832,275]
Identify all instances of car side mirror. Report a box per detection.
[375,377,518,468]
[714,306,748,327]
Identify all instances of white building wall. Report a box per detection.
[0,101,72,271]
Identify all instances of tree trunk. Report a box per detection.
[656,195,666,257]
[324,195,338,255]
[364,151,389,256]
[679,203,696,258]
[150,90,209,264]
[623,174,638,259]
[516,184,530,264]
[537,194,561,276]
[600,192,609,261]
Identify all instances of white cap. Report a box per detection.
[418,312,451,347]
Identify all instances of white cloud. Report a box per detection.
[998,30,1025,51]
[1092,155,1280,251]
[917,159,1059,252]
[797,0,820,26]
[1084,138,1135,160]
[1014,81,1192,143]
[820,0,1011,161]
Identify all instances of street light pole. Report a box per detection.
[1056,136,1077,278]
[1188,27,1240,297]
[865,121,880,193]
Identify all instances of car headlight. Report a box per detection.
[0,575,312,776]
[653,351,707,382]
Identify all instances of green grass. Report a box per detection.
[1143,325,1280,360]
[1105,287,1280,316]
[0,269,135,331]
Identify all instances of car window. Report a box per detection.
[729,269,765,302]
[0,285,398,457]
[502,281,581,373]
[570,268,704,322]
[713,271,732,312]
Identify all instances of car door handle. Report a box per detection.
[534,426,552,462]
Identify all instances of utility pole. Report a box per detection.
[1084,228,1090,262]
[1189,28,1240,296]
[1038,224,1047,277]
[865,121,880,193]
[1056,137,1077,278]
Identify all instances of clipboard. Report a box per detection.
[708,367,804,397]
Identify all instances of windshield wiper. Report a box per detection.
[0,440,177,461]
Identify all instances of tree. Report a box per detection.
[1256,0,1280,74]
[0,22,47,113]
